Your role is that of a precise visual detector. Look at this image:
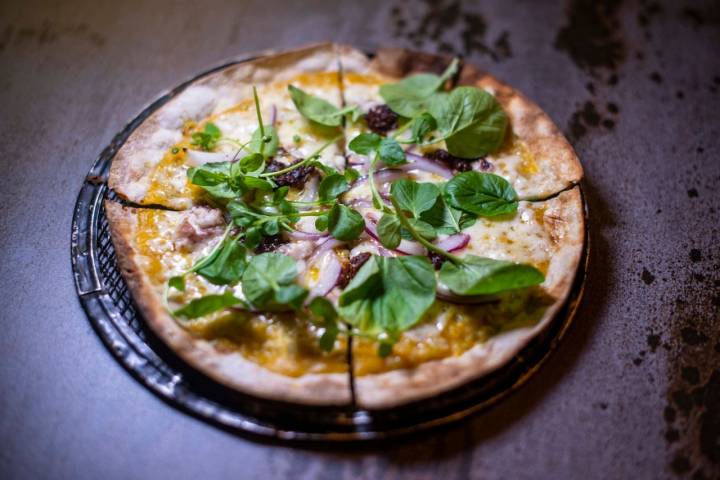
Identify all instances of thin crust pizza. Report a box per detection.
[104,43,584,408]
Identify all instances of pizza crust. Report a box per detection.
[109,43,342,209]
[353,187,585,409]
[104,201,351,405]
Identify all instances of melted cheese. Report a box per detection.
[132,209,347,376]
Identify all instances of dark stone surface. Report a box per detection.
[1,0,718,478]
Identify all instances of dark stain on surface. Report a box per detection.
[650,71,663,83]
[660,237,720,477]
[642,268,656,285]
[688,188,699,198]
[567,100,619,141]
[648,333,661,352]
[0,21,105,52]
[554,0,626,77]
[390,1,512,61]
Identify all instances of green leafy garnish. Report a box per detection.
[318,173,350,201]
[338,255,436,339]
[174,291,245,319]
[327,204,364,241]
[308,297,340,352]
[379,59,458,118]
[195,239,248,285]
[377,213,402,249]
[242,253,308,310]
[390,179,439,218]
[438,255,544,296]
[420,192,476,234]
[409,112,437,144]
[249,125,279,158]
[288,85,360,127]
[190,122,221,151]
[168,275,185,292]
[444,172,518,217]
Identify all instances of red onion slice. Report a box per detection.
[435,233,470,252]
[402,152,453,179]
[286,230,329,241]
[351,169,407,190]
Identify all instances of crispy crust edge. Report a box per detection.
[103,201,351,405]
[354,187,585,409]
[108,42,342,209]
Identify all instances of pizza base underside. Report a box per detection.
[104,43,585,408]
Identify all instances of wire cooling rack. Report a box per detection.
[70,53,589,442]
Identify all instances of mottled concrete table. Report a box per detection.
[1,1,718,478]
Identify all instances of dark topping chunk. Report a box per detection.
[426,149,475,173]
[266,158,315,189]
[365,104,399,134]
[338,252,372,288]
[479,158,493,171]
[254,235,288,254]
[428,251,446,270]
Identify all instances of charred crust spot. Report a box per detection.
[338,252,372,288]
[365,105,399,135]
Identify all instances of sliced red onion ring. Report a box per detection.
[307,250,343,297]
[286,230,329,241]
[435,233,470,252]
[402,152,453,179]
[186,149,234,166]
[364,215,425,256]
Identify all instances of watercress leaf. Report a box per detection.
[378,137,406,166]
[274,284,308,310]
[348,132,381,155]
[428,87,486,138]
[262,218,280,236]
[315,213,329,231]
[390,179,439,218]
[187,162,238,198]
[239,153,265,174]
[409,112,437,143]
[227,199,259,227]
[444,172,518,217]
[241,253,307,310]
[174,291,244,319]
[273,186,290,202]
[311,160,339,176]
[318,173,349,201]
[288,85,343,127]
[196,240,248,285]
[168,275,185,292]
[406,218,437,240]
[420,195,476,234]
[241,175,274,191]
[439,255,545,296]
[343,167,360,183]
[278,199,297,215]
[244,226,262,248]
[338,255,436,337]
[190,122,222,151]
[377,214,401,249]
[328,204,364,241]
[308,297,339,351]
[250,125,279,158]
[445,96,508,158]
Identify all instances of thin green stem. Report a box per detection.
[367,155,393,214]
[252,86,265,156]
[389,197,462,263]
[260,134,342,178]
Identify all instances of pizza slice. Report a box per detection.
[337,46,582,200]
[344,187,584,408]
[109,43,347,210]
[104,201,351,404]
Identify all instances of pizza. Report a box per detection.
[106,44,584,408]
